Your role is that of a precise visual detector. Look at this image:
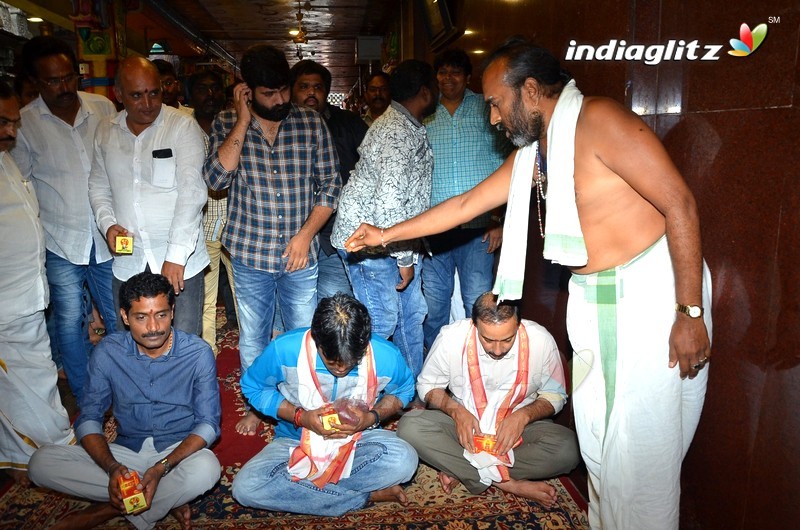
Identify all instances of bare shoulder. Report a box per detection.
[577,96,665,163]
[578,96,648,137]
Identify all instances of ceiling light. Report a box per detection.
[472,49,485,54]
[27,17,43,22]
[289,29,299,36]
[463,29,474,35]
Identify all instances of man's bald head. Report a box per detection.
[114,57,163,135]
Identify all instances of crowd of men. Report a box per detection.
[0,34,711,530]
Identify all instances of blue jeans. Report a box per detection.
[339,251,426,377]
[231,258,318,371]
[45,247,116,401]
[317,249,353,299]
[274,250,346,334]
[422,228,495,349]
[232,430,418,516]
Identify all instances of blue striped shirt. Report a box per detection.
[424,89,509,228]
[204,105,341,273]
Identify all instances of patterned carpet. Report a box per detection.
[0,315,589,529]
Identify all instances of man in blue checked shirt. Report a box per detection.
[422,49,511,350]
[29,272,221,530]
[204,45,341,436]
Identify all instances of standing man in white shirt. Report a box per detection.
[89,57,209,334]
[1,82,75,486]
[12,36,118,402]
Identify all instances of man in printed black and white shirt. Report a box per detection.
[331,60,438,378]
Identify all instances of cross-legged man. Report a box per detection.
[232,293,417,516]
[29,272,221,530]
[398,292,579,505]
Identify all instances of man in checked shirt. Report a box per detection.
[204,45,341,435]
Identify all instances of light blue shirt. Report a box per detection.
[241,327,415,441]
[424,89,509,228]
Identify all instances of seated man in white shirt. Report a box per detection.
[89,57,209,335]
[397,292,579,506]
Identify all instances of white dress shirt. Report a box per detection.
[89,105,209,281]
[417,319,567,414]
[0,152,48,323]
[11,92,117,264]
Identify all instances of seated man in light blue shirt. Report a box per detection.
[29,272,221,530]
[232,293,418,516]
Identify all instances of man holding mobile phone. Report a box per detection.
[204,45,340,436]
[89,57,209,335]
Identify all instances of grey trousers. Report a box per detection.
[397,409,580,494]
[28,438,220,530]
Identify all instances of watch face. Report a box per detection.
[688,306,702,318]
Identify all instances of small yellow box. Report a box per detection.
[473,434,498,455]
[115,235,134,254]
[119,471,147,514]
[320,411,340,431]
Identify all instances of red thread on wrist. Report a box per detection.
[293,406,304,428]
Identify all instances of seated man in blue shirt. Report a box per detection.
[29,272,221,530]
[232,293,418,516]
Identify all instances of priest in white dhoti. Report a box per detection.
[398,292,579,505]
[0,83,75,485]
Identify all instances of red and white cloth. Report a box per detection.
[457,323,530,485]
[287,331,377,487]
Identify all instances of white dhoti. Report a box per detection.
[568,235,712,530]
[0,310,74,470]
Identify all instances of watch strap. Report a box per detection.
[159,457,172,476]
[675,303,703,318]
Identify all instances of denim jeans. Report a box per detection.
[421,228,495,349]
[317,249,353,300]
[45,247,116,401]
[231,430,418,516]
[339,250,426,377]
[231,257,318,371]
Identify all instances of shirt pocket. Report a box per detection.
[152,151,176,188]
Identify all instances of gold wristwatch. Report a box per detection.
[159,457,172,476]
[675,303,703,318]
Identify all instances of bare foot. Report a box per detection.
[235,411,261,435]
[49,503,119,529]
[496,478,558,508]
[438,471,460,494]
[369,485,409,505]
[4,468,31,487]
[170,503,192,530]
